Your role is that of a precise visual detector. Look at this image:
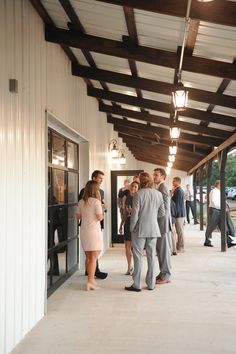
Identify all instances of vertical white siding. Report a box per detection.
[0,1,137,353]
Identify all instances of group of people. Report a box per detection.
[76,169,235,292]
[76,168,189,291]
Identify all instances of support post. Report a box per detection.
[198,167,204,231]
[205,160,212,224]
[218,149,228,252]
[193,171,198,224]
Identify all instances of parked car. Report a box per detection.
[227,187,236,200]
[225,187,230,197]
[196,187,207,203]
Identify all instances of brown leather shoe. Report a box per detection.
[177,248,186,253]
[156,278,171,285]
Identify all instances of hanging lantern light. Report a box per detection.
[169,155,175,162]
[172,82,189,111]
[170,125,180,140]
[167,161,173,168]
[169,145,177,155]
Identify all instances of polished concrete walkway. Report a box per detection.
[12,225,236,354]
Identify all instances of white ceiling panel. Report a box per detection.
[120,104,140,111]
[212,106,236,117]
[187,100,209,111]
[142,91,171,104]
[178,116,201,125]
[71,48,89,65]
[208,123,234,131]
[106,84,136,96]
[223,80,236,96]
[182,71,222,92]
[89,52,131,75]
[42,0,69,28]
[148,110,170,118]
[90,80,104,89]
[136,62,175,83]
[193,22,236,63]
[135,9,184,51]
[71,0,127,40]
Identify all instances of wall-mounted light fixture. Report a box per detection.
[108,139,119,158]
[172,0,192,111]
[119,149,126,165]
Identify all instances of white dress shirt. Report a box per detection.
[209,187,221,210]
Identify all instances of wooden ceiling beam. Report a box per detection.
[72,64,236,110]
[108,115,223,146]
[45,25,236,80]
[95,0,236,28]
[89,87,236,127]
[100,103,230,139]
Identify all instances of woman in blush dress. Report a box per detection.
[76,180,104,291]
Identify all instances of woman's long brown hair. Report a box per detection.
[82,180,100,202]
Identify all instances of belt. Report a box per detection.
[210,207,221,211]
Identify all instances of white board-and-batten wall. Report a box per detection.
[0,1,138,353]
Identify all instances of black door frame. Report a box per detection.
[111,170,143,244]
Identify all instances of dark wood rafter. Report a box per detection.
[95,0,236,28]
[88,87,236,128]
[188,132,236,175]
[45,25,236,81]
[99,103,230,139]
[118,133,201,164]
[108,115,223,147]
[72,64,236,110]
[58,0,110,95]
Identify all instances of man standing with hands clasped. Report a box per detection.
[153,168,172,284]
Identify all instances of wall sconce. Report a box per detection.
[108,139,119,158]
[119,149,126,165]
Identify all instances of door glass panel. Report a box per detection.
[52,133,66,166]
[52,248,67,284]
[52,169,66,204]
[68,205,78,238]
[48,130,52,163]
[68,172,78,203]
[68,141,78,169]
[67,238,78,271]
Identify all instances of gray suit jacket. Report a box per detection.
[130,188,165,238]
[157,182,172,235]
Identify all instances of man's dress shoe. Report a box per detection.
[204,242,213,247]
[95,271,108,279]
[156,278,171,285]
[227,243,236,248]
[124,285,141,292]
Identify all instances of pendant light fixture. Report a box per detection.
[172,0,192,111]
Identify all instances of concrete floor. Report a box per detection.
[12,225,236,354]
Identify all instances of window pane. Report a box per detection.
[68,141,78,169]
[67,238,78,271]
[68,205,78,238]
[52,133,66,166]
[51,248,67,284]
[48,130,52,163]
[68,172,78,203]
[52,169,66,204]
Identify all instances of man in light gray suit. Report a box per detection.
[153,168,172,284]
[125,172,165,292]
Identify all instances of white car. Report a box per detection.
[228,187,236,200]
[196,187,207,203]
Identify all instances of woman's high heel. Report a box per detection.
[86,282,100,291]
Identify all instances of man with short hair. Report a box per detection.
[171,177,186,252]
[78,170,108,279]
[153,168,172,284]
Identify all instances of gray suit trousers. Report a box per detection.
[156,232,172,280]
[131,234,157,290]
[205,208,221,243]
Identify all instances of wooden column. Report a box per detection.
[198,167,204,231]
[218,149,228,252]
[205,160,212,224]
[193,171,198,224]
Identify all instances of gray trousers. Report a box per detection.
[205,208,221,243]
[131,234,157,290]
[156,233,172,280]
[175,217,185,250]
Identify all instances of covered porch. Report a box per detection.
[12,224,236,354]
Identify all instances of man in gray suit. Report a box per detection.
[153,168,172,284]
[125,172,165,292]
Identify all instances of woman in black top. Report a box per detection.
[119,181,139,275]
